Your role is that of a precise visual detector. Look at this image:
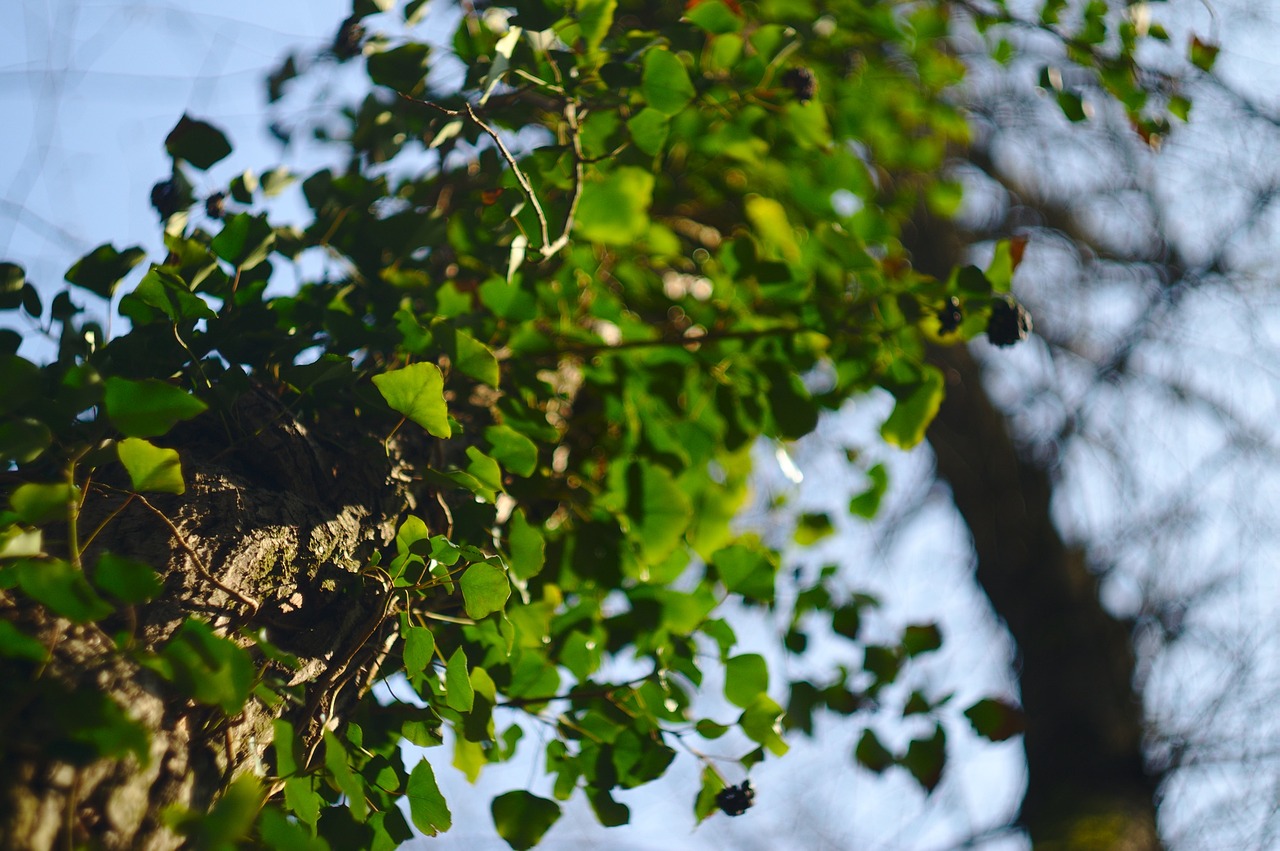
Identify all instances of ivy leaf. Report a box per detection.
[445,647,474,712]
[626,107,669,156]
[93,553,162,604]
[373,363,450,438]
[0,418,52,464]
[165,114,233,169]
[854,728,895,773]
[118,266,216,324]
[367,43,431,93]
[880,366,945,449]
[849,463,889,519]
[626,462,692,565]
[491,791,561,851]
[14,558,114,623]
[901,724,946,792]
[506,509,545,580]
[738,694,788,756]
[574,167,654,246]
[65,243,145,299]
[642,48,695,116]
[693,765,727,822]
[724,653,768,709]
[902,623,943,656]
[485,425,537,477]
[460,561,510,619]
[576,0,616,55]
[710,539,777,602]
[406,758,452,836]
[963,697,1026,742]
[160,619,255,714]
[323,730,368,822]
[104,377,207,438]
[116,438,185,494]
[402,625,436,676]
[210,213,275,271]
[10,482,78,525]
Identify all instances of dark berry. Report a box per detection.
[150,180,184,220]
[936,296,963,335]
[986,297,1032,347]
[332,15,365,60]
[781,68,818,103]
[715,780,755,816]
[204,192,226,220]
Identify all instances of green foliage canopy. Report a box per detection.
[0,0,1196,846]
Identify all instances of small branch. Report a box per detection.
[126,490,261,615]
[465,102,554,253]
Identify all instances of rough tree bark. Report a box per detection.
[0,390,423,850]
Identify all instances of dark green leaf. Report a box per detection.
[724,653,768,709]
[491,791,561,851]
[963,697,1026,742]
[460,561,510,619]
[485,425,537,477]
[14,559,113,623]
[368,43,431,92]
[793,512,834,546]
[93,553,162,604]
[0,619,48,662]
[445,647,474,712]
[165,114,233,169]
[507,509,545,580]
[210,213,275,270]
[901,724,946,792]
[855,729,894,773]
[0,418,52,464]
[10,482,77,525]
[161,618,255,714]
[65,243,145,299]
[403,625,435,676]
[880,366,945,449]
[902,623,942,657]
[849,463,889,518]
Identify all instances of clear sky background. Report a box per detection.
[2,2,1278,849]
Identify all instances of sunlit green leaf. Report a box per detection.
[117,438,185,494]
[104,377,207,438]
[461,561,510,619]
[373,363,450,438]
[406,758,452,836]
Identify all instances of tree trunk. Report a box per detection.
[927,344,1160,849]
[0,389,418,850]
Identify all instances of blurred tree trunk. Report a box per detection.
[908,213,1162,848]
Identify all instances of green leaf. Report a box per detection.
[373,363,450,438]
[283,777,321,828]
[854,728,894,773]
[0,527,42,560]
[626,108,669,156]
[65,243,146,299]
[165,114,233,169]
[402,625,436,676]
[901,724,946,792]
[693,765,727,822]
[104,377,207,438]
[793,512,834,546]
[642,48,695,116]
[0,619,48,662]
[963,697,1026,742]
[485,425,537,477]
[491,791,561,851]
[710,539,777,602]
[0,263,24,309]
[880,366,945,449]
[323,729,368,822]
[738,693,788,756]
[161,619,255,714]
[367,43,431,92]
[745,195,800,261]
[0,418,52,464]
[724,653,768,709]
[406,758,452,836]
[902,623,942,656]
[626,462,692,565]
[849,463,889,519]
[445,647,474,712]
[93,553,162,604]
[117,438,185,494]
[210,213,275,271]
[273,719,302,777]
[181,775,263,847]
[258,805,330,851]
[587,788,630,827]
[575,0,616,55]
[507,509,545,580]
[1189,35,1219,72]
[10,482,77,525]
[685,0,741,34]
[118,266,216,324]
[435,322,499,386]
[14,558,114,623]
[460,561,510,619]
[574,167,654,246]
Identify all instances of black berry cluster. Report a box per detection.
[936,296,963,335]
[715,780,755,816]
[782,68,818,103]
[987,297,1032,347]
[332,15,366,60]
[150,180,184,220]
[204,192,226,220]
